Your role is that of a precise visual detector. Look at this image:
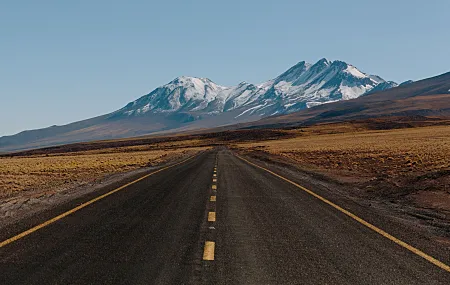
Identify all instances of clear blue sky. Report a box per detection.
[1,0,449,136]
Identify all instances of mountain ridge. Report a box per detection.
[116,58,395,118]
[239,71,450,129]
[0,58,397,152]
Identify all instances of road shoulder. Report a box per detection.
[232,148,450,267]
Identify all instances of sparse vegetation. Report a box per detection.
[239,125,450,175]
[0,145,209,199]
[235,125,450,212]
[0,129,291,200]
[2,119,450,214]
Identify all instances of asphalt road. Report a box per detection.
[1,149,449,284]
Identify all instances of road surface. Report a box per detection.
[1,149,449,284]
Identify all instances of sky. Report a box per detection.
[1,0,449,136]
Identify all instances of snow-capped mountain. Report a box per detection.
[0,58,400,152]
[117,58,396,119]
[363,81,399,96]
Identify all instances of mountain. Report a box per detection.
[363,81,398,95]
[116,59,395,118]
[0,58,396,152]
[241,71,450,128]
[399,80,414,86]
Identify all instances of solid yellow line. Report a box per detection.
[210,196,216,202]
[203,241,215,260]
[236,154,450,273]
[212,185,217,190]
[208,212,216,222]
[0,154,199,249]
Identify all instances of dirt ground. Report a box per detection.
[234,125,450,217]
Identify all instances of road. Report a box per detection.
[1,148,449,284]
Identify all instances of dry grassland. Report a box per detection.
[240,126,450,175]
[0,146,208,199]
[237,125,450,211]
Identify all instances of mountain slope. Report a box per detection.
[116,59,395,118]
[243,71,450,128]
[0,58,395,152]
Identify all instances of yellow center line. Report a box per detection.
[212,185,217,190]
[236,154,450,273]
[0,154,200,249]
[203,241,215,260]
[210,196,216,202]
[213,174,217,177]
[213,178,217,183]
[208,212,216,222]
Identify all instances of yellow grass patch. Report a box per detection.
[0,146,208,198]
[237,125,450,178]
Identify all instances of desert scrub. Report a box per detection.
[237,125,450,178]
[0,147,208,198]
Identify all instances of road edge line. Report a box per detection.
[236,153,450,273]
[0,152,202,248]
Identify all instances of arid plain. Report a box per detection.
[1,120,449,233]
[236,123,450,211]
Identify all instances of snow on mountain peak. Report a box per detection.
[118,59,396,119]
[343,65,367,78]
[275,61,311,84]
[168,76,225,93]
[317,58,331,66]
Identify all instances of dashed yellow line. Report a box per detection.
[236,154,450,273]
[208,212,216,222]
[203,241,215,260]
[0,154,200,249]
[202,159,217,262]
